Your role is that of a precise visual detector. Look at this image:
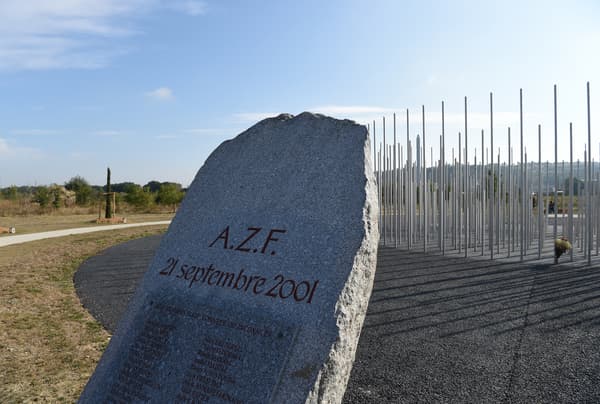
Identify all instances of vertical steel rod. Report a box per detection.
[570,124,574,261]
[458,132,462,254]
[587,82,592,265]
[482,129,485,256]
[520,88,525,262]
[393,113,397,247]
[538,124,542,259]
[497,148,501,255]
[465,96,469,256]
[441,102,446,255]
[407,109,411,250]
[508,128,511,257]
[423,105,427,252]
[490,92,494,259]
[554,85,558,245]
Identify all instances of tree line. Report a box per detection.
[0,176,186,212]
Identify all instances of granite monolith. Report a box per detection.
[79,112,379,403]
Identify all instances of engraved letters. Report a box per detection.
[209,226,287,256]
[158,257,319,304]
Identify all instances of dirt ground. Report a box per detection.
[0,213,173,236]
[0,225,168,403]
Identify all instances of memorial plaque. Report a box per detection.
[79,112,379,403]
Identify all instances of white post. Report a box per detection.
[482,129,486,256]
[587,82,592,265]
[441,101,446,255]
[538,124,543,259]
[554,85,558,245]
[497,148,501,255]
[458,132,462,254]
[423,105,427,252]
[393,113,397,248]
[490,92,495,259]
[465,96,469,256]
[569,124,574,261]
[507,128,511,257]
[520,88,525,262]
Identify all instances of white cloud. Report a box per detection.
[11,129,59,136]
[233,106,399,125]
[309,105,396,116]
[233,106,543,137]
[0,0,206,70]
[184,128,226,136]
[233,112,280,123]
[170,1,207,16]
[0,138,9,154]
[91,130,127,137]
[0,137,43,159]
[69,151,87,160]
[146,87,174,101]
[309,105,541,131]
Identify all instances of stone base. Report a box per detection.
[0,226,16,234]
[95,217,128,224]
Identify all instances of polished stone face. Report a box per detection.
[79,112,379,404]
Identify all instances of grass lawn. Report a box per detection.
[0,224,168,402]
[0,213,173,236]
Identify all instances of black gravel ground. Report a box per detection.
[75,237,600,403]
[74,235,162,332]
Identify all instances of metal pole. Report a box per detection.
[546,161,550,249]
[408,141,412,250]
[400,145,404,244]
[383,116,387,245]
[538,124,543,259]
[520,88,525,262]
[587,82,592,265]
[569,124,574,261]
[482,129,485,256]
[439,137,442,250]
[465,96,469,256]
[554,85,558,244]
[374,120,380,243]
[507,128,511,257]
[407,109,412,250]
[423,105,427,252]
[397,133,400,248]
[393,113,397,248]
[452,148,456,249]
[477,154,481,253]
[502,161,506,249]
[584,146,588,257]
[429,147,437,246]
[458,132,462,254]
[490,92,494,259]
[441,101,446,255]
[497,148,501,255]
[525,149,529,255]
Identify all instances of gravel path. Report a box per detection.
[0,221,171,248]
[75,237,600,403]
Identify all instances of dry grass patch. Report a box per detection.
[0,225,168,403]
[0,213,173,236]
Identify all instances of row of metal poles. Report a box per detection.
[372,83,599,264]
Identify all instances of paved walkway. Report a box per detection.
[0,221,171,248]
[75,237,600,403]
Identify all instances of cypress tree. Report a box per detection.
[105,167,113,218]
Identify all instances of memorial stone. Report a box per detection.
[79,112,379,403]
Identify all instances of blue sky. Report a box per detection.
[0,0,599,187]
